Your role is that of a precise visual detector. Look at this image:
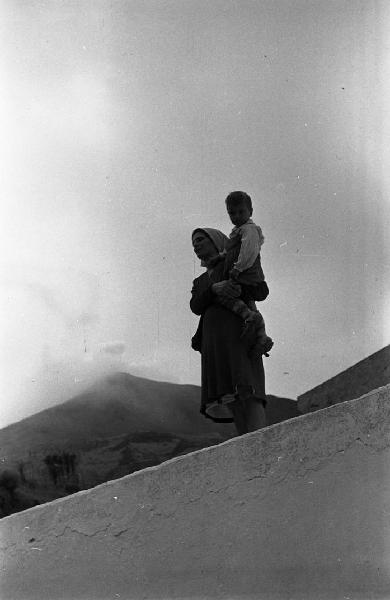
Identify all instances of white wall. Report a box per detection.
[1,385,390,600]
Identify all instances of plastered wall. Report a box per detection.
[1,384,390,600]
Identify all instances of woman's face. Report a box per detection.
[192,231,217,260]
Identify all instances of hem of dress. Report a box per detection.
[201,390,267,422]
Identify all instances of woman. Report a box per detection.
[191,228,267,435]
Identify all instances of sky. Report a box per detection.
[1,0,389,427]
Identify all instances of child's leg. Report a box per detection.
[216,293,274,356]
[215,295,254,321]
[249,311,274,357]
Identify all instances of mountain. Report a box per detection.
[266,394,299,425]
[0,372,232,457]
[0,372,297,516]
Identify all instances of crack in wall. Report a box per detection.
[54,523,112,539]
[113,527,129,538]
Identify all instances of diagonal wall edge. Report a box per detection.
[1,384,390,600]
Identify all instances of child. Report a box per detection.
[213,191,273,357]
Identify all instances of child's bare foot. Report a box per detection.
[249,336,274,359]
[261,336,274,356]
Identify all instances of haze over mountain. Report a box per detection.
[0,372,233,455]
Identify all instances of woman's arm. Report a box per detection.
[190,276,215,315]
[190,276,241,315]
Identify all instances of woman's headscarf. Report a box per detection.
[192,228,227,253]
[192,228,228,269]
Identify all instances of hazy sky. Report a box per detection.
[1,0,389,427]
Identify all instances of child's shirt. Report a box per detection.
[230,218,264,273]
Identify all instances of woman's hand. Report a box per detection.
[212,280,241,299]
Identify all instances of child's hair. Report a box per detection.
[225,191,253,213]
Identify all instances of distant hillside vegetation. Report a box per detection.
[0,372,298,517]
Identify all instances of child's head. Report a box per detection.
[225,191,253,227]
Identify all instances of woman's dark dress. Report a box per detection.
[190,266,265,417]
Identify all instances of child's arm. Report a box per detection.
[230,224,263,279]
